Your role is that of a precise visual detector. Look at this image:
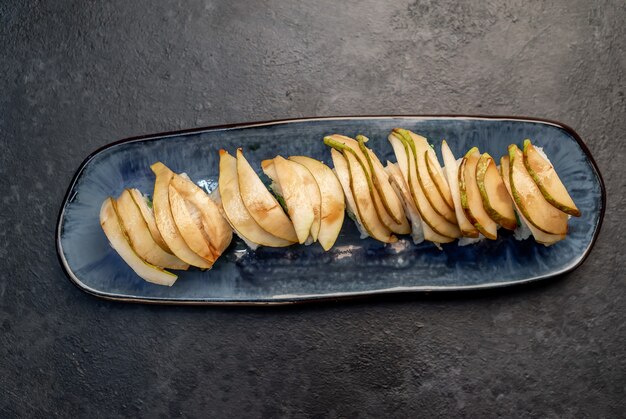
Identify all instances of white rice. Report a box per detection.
[513,212,532,241]
[346,207,369,239]
[534,146,548,161]
[458,235,485,246]
[239,234,260,250]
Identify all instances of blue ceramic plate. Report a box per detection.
[57,116,605,304]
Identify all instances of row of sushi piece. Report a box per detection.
[326,129,579,248]
[100,129,580,286]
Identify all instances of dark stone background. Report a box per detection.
[1,1,624,417]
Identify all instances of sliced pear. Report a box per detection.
[262,157,322,243]
[261,159,279,186]
[326,135,408,235]
[218,150,293,248]
[170,174,232,258]
[357,135,411,234]
[393,129,457,224]
[501,156,565,245]
[458,148,498,240]
[441,141,479,238]
[508,145,568,235]
[289,155,345,251]
[386,162,453,244]
[267,156,315,244]
[425,148,455,210]
[330,148,367,238]
[523,139,581,217]
[325,136,389,226]
[128,188,172,253]
[366,148,410,227]
[168,184,215,263]
[290,161,322,241]
[326,138,396,243]
[342,148,396,243]
[355,134,406,224]
[476,153,517,230]
[236,149,298,243]
[151,162,213,269]
[100,198,177,286]
[114,190,188,270]
[388,132,461,240]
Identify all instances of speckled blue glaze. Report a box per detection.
[57,117,604,304]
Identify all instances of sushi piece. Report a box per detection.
[100,197,178,286]
[458,147,498,240]
[218,150,294,249]
[262,156,319,245]
[329,147,368,239]
[151,162,214,269]
[387,130,460,242]
[325,136,396,243]
[170,173,233,259]
[236,148,298,243]
[114,189,188,270]
[355,135,411,235]
[289,156,345,251]
[523,139,581,217]
[440,140,479,238]
[508,145,568,236]
[392,129,457,224]
[475,153,517,231]
[500,155,565,245]
[385,162,425,244]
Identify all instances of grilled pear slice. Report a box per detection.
[128,188,172,253]
[289,156,345,251]
[523,139,581,217]
[151,162,213,269]
[170,174,232,258]
[501,156,565,245]
[393,129,457,224]
[476,153,517,230]
[441,141,479,238]
[169,184,215,263]
[508,145,568,235]
[236,149,298,243]
[218,150,293,248]
[326,135,408,235]
[100,197,177,286]
[326,138,396,243]
[388,132,461,240]
[115,190,188,270]
[458,147,498,240]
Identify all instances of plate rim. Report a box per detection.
[56,115,606,305]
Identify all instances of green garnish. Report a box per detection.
[274,192,288,213]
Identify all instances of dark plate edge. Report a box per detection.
[55,115,606,306]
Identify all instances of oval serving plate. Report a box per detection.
[57,116,605,305]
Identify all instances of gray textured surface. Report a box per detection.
[1,0,624,417]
